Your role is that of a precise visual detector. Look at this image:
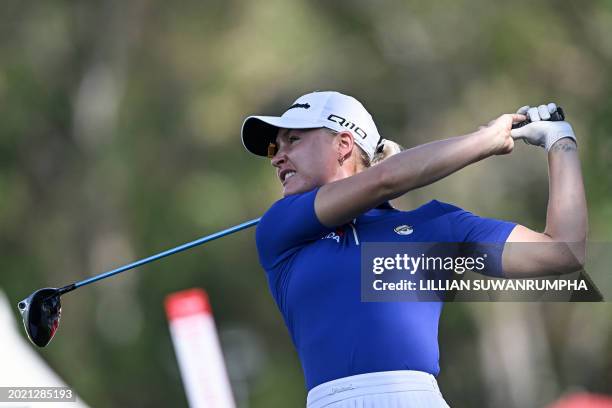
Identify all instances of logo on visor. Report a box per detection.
[287,103,311,111]
[327,114,367,139]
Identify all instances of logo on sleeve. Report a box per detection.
[322,227,344,243]
[394,225,413,235]
[322,232,340,243]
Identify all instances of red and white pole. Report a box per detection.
[165,288,236,408]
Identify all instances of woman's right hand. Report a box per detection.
[476,113,527,156]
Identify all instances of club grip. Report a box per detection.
[512,106,565,129]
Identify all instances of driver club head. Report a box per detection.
[14,218,259,348]
[18,288,62,347]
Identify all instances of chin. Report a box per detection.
[282,179,316,196]
[282,186,303,197]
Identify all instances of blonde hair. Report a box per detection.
[353,138,403,170]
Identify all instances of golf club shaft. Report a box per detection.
[71,218,260,290]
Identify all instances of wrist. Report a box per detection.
[548,137,577,153]
[544,122,577,151]
[471,129,497,159]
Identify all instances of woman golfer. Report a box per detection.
[241,91,586,407]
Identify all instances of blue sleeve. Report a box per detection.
[435,201,517,277]
[256,188,330,271]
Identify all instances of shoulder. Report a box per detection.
[255,187,328,263]
[428,199,464,214]
[255,188,333,271]
[258,188,320,227]
[403,199,465,219]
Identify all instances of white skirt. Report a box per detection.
[306,370,451,408]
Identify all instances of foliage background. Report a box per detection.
[1,1,611,406]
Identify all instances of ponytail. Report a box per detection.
[371,139,404,166]
[327,127,403,170]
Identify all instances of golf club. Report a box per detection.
[18,217,261,347]
[511,106,565,129]
[16,106,567,348]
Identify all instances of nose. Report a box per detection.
[271,150,286,168]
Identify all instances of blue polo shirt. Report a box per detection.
[256,187,516,390]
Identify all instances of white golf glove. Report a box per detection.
[510,103,576,151]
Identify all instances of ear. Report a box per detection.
[335,131,355,160]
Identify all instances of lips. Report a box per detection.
[279,169,297,185]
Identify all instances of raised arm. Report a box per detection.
[503,105,587,277]
[315,113,525,226]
